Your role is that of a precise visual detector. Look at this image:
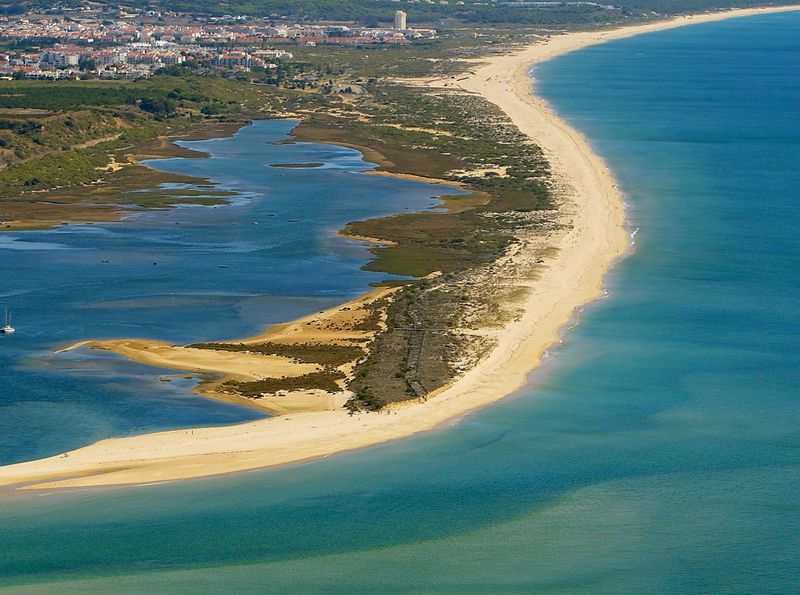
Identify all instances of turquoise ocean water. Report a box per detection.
[1,12,799,591]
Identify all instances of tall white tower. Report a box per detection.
[394,10,407,30]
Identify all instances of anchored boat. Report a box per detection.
[1,308,15,334]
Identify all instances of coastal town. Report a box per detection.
[0,6,435,79]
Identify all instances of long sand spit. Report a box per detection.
[2,4,798,491]
[56,287,396,416]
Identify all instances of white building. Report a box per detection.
[394,10,407,30]
[215,51,252,68]
[256,49,293,60]
[42,51,79,67]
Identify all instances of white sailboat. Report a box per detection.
[1,308,14,334]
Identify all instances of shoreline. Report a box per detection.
[55,287,397,417]
[2,4,798,491]
[0,118,250,233]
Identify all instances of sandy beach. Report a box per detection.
[2,4,798,491]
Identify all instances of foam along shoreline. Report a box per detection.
[2,4,798,491]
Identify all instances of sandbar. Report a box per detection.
[2,4,798,491]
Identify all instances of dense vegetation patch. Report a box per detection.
[224,370,346,396]
[0,77,264,111]
[189,341,365,367]
[0,75,277,199]
[94,0,778,25]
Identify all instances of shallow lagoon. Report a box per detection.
[0,120,446,465]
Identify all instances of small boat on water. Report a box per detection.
[1,308,14,334]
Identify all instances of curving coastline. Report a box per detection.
[2,5,798,491]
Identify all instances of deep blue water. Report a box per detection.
[0,12,799,592]
[0,120,445,465]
